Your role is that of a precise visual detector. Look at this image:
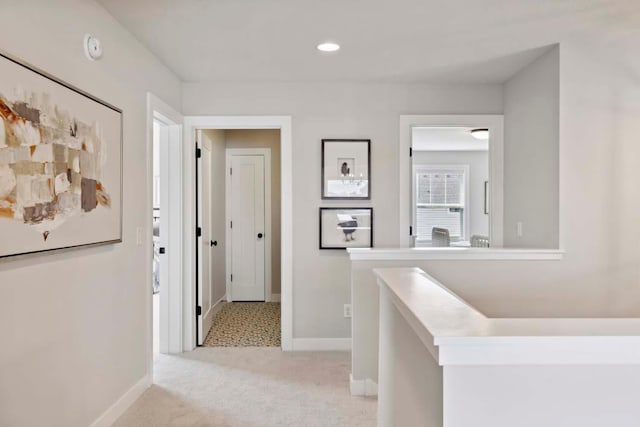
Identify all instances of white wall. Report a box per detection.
[503,46,559,248]
[0,1,181,426]
[556,37,640,316]
[351,36,640,383]
[413,150,489,239]
[185,32,640,341]
[183,82,503,338]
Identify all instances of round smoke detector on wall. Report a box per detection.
[83,34,103,61]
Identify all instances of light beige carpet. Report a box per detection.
[204,302,281,347]
[114,348,377,427]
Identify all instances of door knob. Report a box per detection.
[211,240,217,247]
[159,247,166,254]
[257,233,263,239]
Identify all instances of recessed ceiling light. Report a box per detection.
[470,128,489,140]
[317,42,340,52]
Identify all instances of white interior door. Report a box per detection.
[197,134,213,344]
[229,154,266,301]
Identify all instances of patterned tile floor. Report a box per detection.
[203,302,281,347]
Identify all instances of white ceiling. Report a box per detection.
[97,0,640,83]
[412,127,488,151]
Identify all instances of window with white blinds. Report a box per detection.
[414,166,467,241]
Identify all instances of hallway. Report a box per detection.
[203,302,281,347]
[114,348,376,427]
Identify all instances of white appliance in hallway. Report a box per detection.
[227,153,266,301]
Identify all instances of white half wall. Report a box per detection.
[0,1,182,426]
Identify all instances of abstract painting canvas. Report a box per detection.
[0,52,122,258]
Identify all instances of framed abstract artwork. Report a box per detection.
[321,139,370,199]
[319,207,373,249]
[0,51,122,258]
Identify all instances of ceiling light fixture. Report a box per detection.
[470,128,489,140]
[317,42,340,52]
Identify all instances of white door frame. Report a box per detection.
[146,93,184,379]
[225,148,272,302]
[184,116,293,351]
[399,115,504,248]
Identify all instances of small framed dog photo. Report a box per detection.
[319,207,373,249]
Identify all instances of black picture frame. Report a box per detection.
[321,139,371,200]
[319,207,373,250]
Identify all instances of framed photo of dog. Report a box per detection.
[319,207,373,249]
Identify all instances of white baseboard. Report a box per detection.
[201,295,226,341]
[291,338,351,351]
[212,295,226,315]
[349,374,378,396]
[271,293,281,302]
[90,375,149,427]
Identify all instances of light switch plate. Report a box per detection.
[344,304,352,318]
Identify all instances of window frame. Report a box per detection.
[412,164,470,245]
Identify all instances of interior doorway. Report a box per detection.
[399,115,504,248]
[196,129,281,347]
[146,94,184,375]
[411,127,489,248]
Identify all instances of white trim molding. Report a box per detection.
[205,295,226,329]
[400,115,504,248]
[183,116,293,351]
[291,338,352,351]
[89,376,149,427]
[146,93,183,368]
[347,247,564,261]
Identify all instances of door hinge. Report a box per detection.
[230,274,233,282]
[196,306,202,316]
[230,221,233,229]
[196,226,202,237]
[409,225,413,236]
[195,147,202,158]
[230,167,232,175]
[409,147,413,157]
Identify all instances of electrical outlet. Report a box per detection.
[344,304,352,318]
[516,222,523,238]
